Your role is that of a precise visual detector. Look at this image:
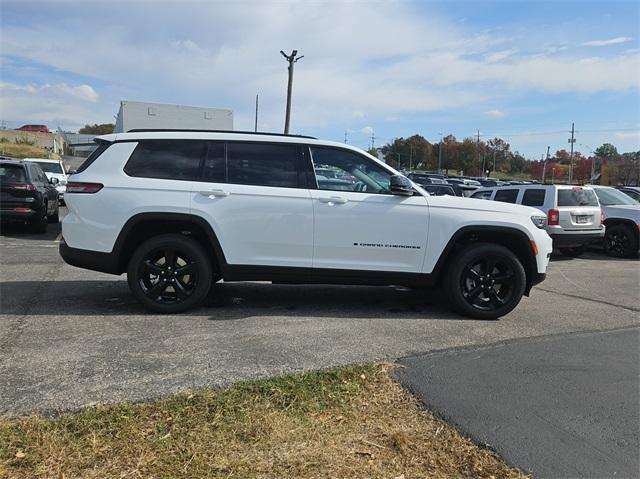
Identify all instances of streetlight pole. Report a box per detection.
[280,50,304,134]
[568,122,576,184]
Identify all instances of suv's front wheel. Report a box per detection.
[445,243,526,320]
[127,234,213,313]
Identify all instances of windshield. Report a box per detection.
[0,164,27,183]
[557,188,599,207]
[32,161,64,174]
[594,187,639,206]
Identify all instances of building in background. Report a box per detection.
[114,100,233,133]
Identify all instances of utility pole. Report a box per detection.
[568,122,576,184]
[409,145,413,171]
[542,146,550,182]
[344,131,348,144]
[476,129,481,176]
[254,94,259,132]
[280,49,303,134]
[370,131,375,150]
[438,133,443,174]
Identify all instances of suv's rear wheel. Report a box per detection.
[445,243,526,320]
[604,224,638,258]
[127,234,213,313]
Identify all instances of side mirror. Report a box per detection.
[389,175,414,196]
[49,177,59,185]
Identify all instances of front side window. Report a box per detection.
[124,140,206,181]
[494,189,519,203]
[226,142,301,188]
[310,147,391,194]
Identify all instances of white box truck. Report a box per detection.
[114,101,233,132]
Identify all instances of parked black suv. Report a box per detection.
[0,158,60,233]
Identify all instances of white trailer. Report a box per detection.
[114,101,233,133]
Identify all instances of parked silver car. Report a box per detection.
[471,184,604,257]
[589,185,640,258]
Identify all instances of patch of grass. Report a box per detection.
[0,143,59,160]
[0,364,527,478]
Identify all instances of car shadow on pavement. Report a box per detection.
[0,280,466,321]
[0,221,62,242]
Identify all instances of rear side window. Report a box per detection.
[0,164,27,183]
[494,189,518,203]
[124,140,206,181]
[522,189,546,207]
[557,188,598,207]
[227,142,301,188]
[471,190,492,199]
[76,142,110,173]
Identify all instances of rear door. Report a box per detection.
[191,141,313,268]
[556,186,601,230]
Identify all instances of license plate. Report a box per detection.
[576,215,589,224]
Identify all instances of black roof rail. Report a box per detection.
[125,128,317,139]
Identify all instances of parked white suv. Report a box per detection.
[60,130,553,319]
[471,184,604,257]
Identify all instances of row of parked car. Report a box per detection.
[0,157,69,233]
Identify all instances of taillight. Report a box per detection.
[548,208,560,226]
[66,182,103,194]
[10,183,36,191]
[600,209,605,224]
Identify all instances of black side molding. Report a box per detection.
[59,240,120,275]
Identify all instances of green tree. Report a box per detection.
[594,143,619,160]
[79,123,115,134]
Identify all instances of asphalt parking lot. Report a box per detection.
[1,208,638,422]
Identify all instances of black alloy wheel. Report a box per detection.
[604,225,638,258]
[445,243,526,320]
[127,234,213,313]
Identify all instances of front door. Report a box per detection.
[308,146,429,273]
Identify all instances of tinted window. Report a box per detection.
[424,185,456,196]
[593,187,638,206]
[201,142,225,183]
[125,140,205,181]
[522,189,546,207]
[558,188,599,207]
[76,142,110,173]
[227,142,301,188]
[471,190,492,199]
[0,164,27,183]
[494,189,518,203]
[311,147,391,194]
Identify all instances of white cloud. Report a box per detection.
[484,109,507,119]
[582,37,633,47]
[0,2,638,132]
[0,82,104,128]
[361,126,374,136]
[615,131,640,140]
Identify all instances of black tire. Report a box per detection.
[127,234,213,313]
[604,224,638,258]
[48,202,60,223]
[559,245,586,257]
[28,203,48,234]
[444,243,526,320]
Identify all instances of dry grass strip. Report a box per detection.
[1,364,527,478]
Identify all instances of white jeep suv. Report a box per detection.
[60,130,552,319]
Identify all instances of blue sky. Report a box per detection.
[1,0,638,157]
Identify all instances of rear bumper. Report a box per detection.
[59,240,121,275]
[550,232,604,247]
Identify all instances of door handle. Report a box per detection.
[199,189,229,197]
[319,196,348,204]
